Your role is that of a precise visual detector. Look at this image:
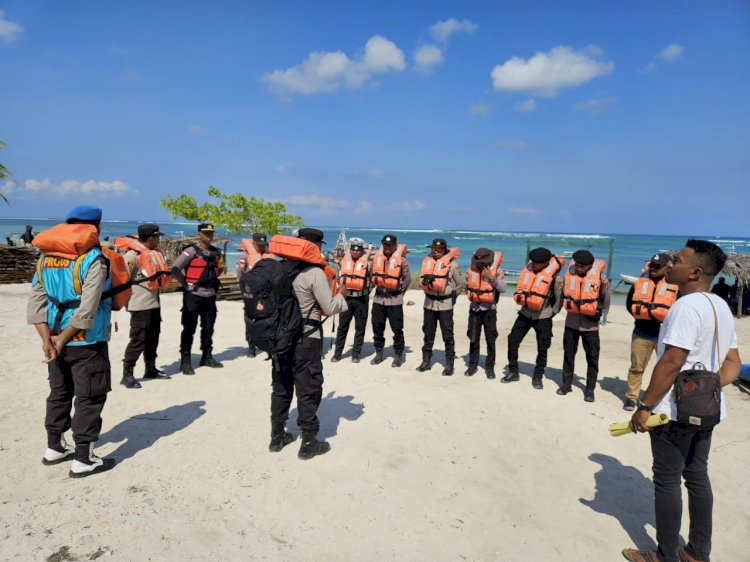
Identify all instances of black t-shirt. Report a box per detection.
[626,286,661,340]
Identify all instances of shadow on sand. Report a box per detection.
[98,401,207,463]
[288,391,364,440]
[579,453,656,550]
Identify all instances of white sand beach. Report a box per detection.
[1,284,748,561]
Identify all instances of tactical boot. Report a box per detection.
[416,353,432,372]
[351,356,360,364]
[584,389,595,402]
[464,365,478,377]
[485,367,496,380]
[531,375,544,390]
[370,350,384,365]
[144,361,170,380]
[501,371,519,383]
[200,353,223,368]
[69,443,116,478]
[556,372,574,395]
[120,363,141,389]
[442,356,455,376]
[42,435,74,466]
[180,353,195,375]
[247,344,257,358]
[298,431,331,460]
[330,353,342,363]
[269,422,295,453]
[391,353,405,368]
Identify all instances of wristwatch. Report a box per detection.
[636,400,655,412]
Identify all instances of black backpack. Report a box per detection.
[240,259,313,357]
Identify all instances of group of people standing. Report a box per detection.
[26,209,742,562]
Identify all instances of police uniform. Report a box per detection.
[332,241,371,363]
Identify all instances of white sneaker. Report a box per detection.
[68,444,116,478]
[42,437,74,466]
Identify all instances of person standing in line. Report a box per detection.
[171,223,225,374]
[622,239,741,562]
[622,252,677,410]
[370,234,410,367]
[557,249,610,402]
[28,205,117,477]
[331,239,371,363]
[505,247,564,388]
[120,223,171,389]
[465,247,506,379]
[416,238,464,376]
[237,233,274,357]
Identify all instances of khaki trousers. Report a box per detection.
[626,334,658,400]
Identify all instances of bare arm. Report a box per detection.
[720,347,742,387]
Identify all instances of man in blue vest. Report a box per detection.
[27,205,117,478]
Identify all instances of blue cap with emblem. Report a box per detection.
[65,205,103,224]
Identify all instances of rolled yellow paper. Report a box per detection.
[609,413,669,437]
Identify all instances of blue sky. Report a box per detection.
[1,1,748,235]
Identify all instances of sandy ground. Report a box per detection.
[0,284,748,561]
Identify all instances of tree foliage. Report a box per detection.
[160,186,304,235]
[0,141,11,205]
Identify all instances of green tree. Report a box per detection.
[160,186,304,235]
[0,141,11,205]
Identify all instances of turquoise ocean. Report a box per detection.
[3,217,748,301]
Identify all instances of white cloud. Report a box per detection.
[638,62,657,75]
[187,125,203,134]
[390,200,426,212]
[491,45,614,97]
[1,181,16,196]
[355,200,374,215]
[275,162,297,174]
[494,138,532,150]
[0,10,24,43]
[468,102,492,115]
[429,18,478,43]
[508,206,540,215]
[413,44,444,74]
[11,178,132,197]
[261,35,405,98]
[657,43,685,62]
[572,96,616,115]
[514,99,538,113]
[284,195,350,212]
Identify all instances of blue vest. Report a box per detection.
[34,249,112,346]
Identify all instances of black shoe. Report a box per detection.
[391,354,405,368]
[200,355,223,368]
[247,347,257,358]
[330,354,342,363]
[556,386,572,396]
[269,431,295,452]
[442,365,454,376]
[180,354,195,375]
[485,368,496,380]
[623,398,636,411]
[143,361,170,380]
[370,351,384,365]
[532,378,544,390]
[298,433,331,460]
[351,356,360,364]
[464,366,478,377]
[584,389,595,402]
[120,375,142,389]
[416,360,431,372]
[501,372,519,383]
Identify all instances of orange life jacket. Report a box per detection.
[420,247,460,294]
[372,244,408,291]
[338,249,371,293]
[513,256,564,312]
[240,238,276,271]
[33,224,132,310]
[466,251,504,303]
[269,234,336,287]
[114,236,172,290]
[630,275,678,322]
[563,259,606,316]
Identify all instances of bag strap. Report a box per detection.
[700,292,721,371]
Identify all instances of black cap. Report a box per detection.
[528,247,552,263]
[431,238,448,249]
[472,247,493,268]
[649,252,672,267]
[198,223,215,233]
[382,234,398,245]
[572,249,595,266]
[138,223,163,237]
[252,233,268,243]
[350,241,364,250]
[298,227,326,244]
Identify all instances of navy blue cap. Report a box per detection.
[298,227,326,244]
[65,205,102,223]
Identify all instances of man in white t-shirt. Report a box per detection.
[622,240,741,562]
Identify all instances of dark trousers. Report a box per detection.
[650,423,714,562]
[123,308,161,365]
[180,292,217,355]
[467,308,498,368]
[562,327,600,388]
[507,313,553,377]
[45,342,111,447]
[334,295,369,357]
[271,336,324,434]
[421,308,455,359]
[371,303,405,355]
